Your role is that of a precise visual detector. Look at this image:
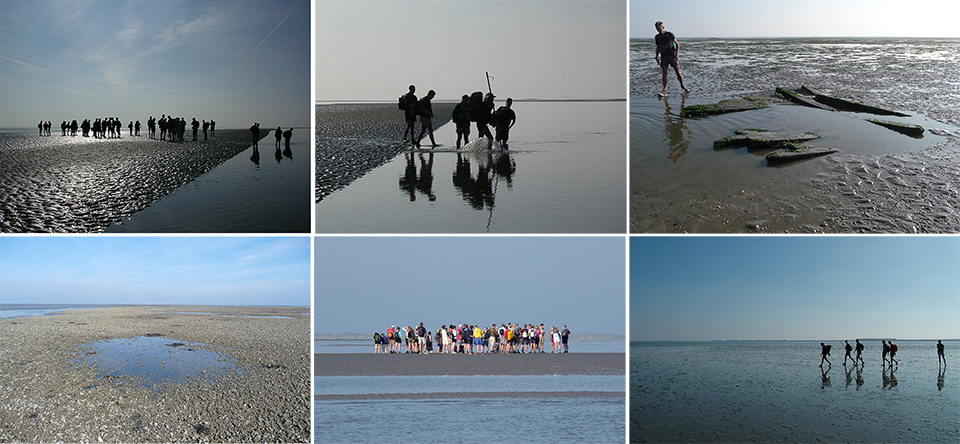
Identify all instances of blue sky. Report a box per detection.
[0,237,310,306]
[0,0,310,129]
[315,237,626,335]
[317,0,627,102]
[631,0,960,38]
[631,236,960,341]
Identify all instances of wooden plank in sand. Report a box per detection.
[801,85,909,117]
[866,118,924,138]
[681,98,768,117]
[766,146,839,165]
[713,129,821,150]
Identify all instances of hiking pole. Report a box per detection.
[486,71,493,94]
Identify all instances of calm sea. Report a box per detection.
[0,303,116,319]
[630,38,960,233]
[317,101,626,233]
[631,340,960,443]
[106,128,310,232]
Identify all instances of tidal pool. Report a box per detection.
[74,336,241,388]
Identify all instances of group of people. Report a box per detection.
[819,339,948,367]
[400,85,516,150]
[374,323,571,354]
[40,116,217,142]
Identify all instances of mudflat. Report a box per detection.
[0,306,310,442]
[315,352,626,376]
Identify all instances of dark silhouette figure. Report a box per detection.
[453,94,471,148]
[882,340,890,366]
[494,98,517,149]
[938,340,946,367]
[889,341,898,366]
[135,120,141,137]
[476,93,496,149]
[191,118,199,141]
[38,121,43,136]
[202,120,209,140]
[820,342,832,367]
[843,340,853,365]
[282,128,292,148]
[415,90,438,148]
[250,146,260,165]
[855,339,865,365]
[251,122,260,147]
[275,126,282,148]
[210,120,216,136]
[128,121,133,136]
[401,85,418,142]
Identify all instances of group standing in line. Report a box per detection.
[40,116,216,142]
[374,323,570,354]
[400,84,516,150]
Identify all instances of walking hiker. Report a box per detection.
[400,85,418,142]
[882,340,891,366]
[855,339,865,365]
[889,341,898,366]
[453,94,471,148]
[843,340,853,365]
[938,340,946,367]
[415,90,438,148]
[654,21,689,95]
[820,342,832,367]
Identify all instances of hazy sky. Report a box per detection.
[0,237,310,306]
[315,237,626,335]
[317,0,627,102]
[631,0,960,38]
[0,0,310,129]
[631,236,960,341]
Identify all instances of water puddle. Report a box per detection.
[74,336,241,389]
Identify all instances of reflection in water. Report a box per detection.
[661,93,691,163]
[250,146,260,166]
[399,152,436,201]
[451,151,517,232]
[820,366,832,388]
[882,366,898,389]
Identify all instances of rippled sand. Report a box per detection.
[0,131,268,232]
[316,103,455,201]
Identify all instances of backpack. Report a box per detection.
[891,344,898,352]
[374,332,381,342]
[398,95,406,110]
[387,330,394,339]
[467,91,484,122]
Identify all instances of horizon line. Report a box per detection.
[629,35,960,40]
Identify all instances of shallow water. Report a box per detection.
[0,303,112,319]
[630,340,960,443]
[316,374,623,395]
[630,38,960,233]
[73,336,241,389]
[315,339,625,354]
[106,128,310,232]
[317,101,626,233]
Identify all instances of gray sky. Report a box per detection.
[0,0,310,129]
[631,236,960,341]
[631,0,960,38]
[317,0,627,102]
[315,237,626,335]
[0,237,311,307]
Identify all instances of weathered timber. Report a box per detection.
[713,129,821,150]
[775,87,836,111]
[681,98,767,117]
[801,85,909,117]
[766,146,839,165]
[866,118,924,138]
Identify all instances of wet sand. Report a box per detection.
[316,391,624,401]
[315,352,625,377]
[316,103,455,201]
[0,130,273,233]
[0,306,309,442]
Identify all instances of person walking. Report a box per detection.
[937,340,946,367]
[843,340,854,365]
[654,21,689,95]
[855,339,865,365]
[401,85,418,142]
[415,90,438,149]
[453,94,471,149]
[889,341,898,366]
[820,342,832,367]
[882,340,890,366]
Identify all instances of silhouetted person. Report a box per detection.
[494,97,516,149]
[210,120,215,136]
[855,339,864,365]
[135,120,141,136]
[938,340,946,367]
[159,115,168,140]
[401,84,418,142]
[453,94,471,148]
[128,121,133,136]
[251,122,260,147]
[275,126,282,148]
[38,121,43,136]
[148,116,155,138]
[191,118,199,141]
[415,89,438,148]
[202,120,209,140]
[889,341,898,366]
[820,342,832,367]
[476,93,496,149]
[283,128,292,148]
[882,340,890,366]
[250,146,260,165]
[561,325,570,353]
[843,340,853,365]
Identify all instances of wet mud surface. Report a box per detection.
[0,130,269,233]
[315,352,625,377]
[0,306,309,442]
[316,103,455,202]
[630,38,960,233]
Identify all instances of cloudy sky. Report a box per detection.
[317,0,627,102]
[631,236,960,341]
[0,237,311,306]
[315,237,626,335]
[0,0,310,129]
[631,0,959,38]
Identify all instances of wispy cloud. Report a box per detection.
[254,0,303,52]
[0,54,63,76]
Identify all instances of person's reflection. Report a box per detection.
[661,94,692,163]
[937,367,945,391]
[844,365,854,388]
[452,152,495,210]
[855,364,864,390]
[882,366,898,389]
[275,147,283,163]
[398,152,436,201]
[250,146,260,166]
[820,366,832,388]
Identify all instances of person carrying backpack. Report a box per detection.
[453,94,471,148]
[400,85,418,142]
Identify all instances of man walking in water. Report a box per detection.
[882,340,890,366]
[855,339,865,365]
[843,340,854,365]
[415,89,438,149]
[820,342,832,367]
[401,85,418,142]
[654,21,689,95]
[937,340,946,367]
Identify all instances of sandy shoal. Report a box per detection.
[0,306,310,442]
[315,352,625,377]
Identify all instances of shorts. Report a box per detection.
[495,126,510,142]
[473,337,482,346]
[561,336,568,344]
[456,123,470,135]
[419,115,433,128]
[405,113,417,123]
[659,57,678,69]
